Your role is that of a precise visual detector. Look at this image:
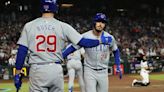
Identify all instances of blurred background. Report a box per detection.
[0,0,164,79]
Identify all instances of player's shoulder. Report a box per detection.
[24,18,40,28]
[103,31,113,37]
[82,30,92,36]
[104,31,117,43]
[103,31,115,39]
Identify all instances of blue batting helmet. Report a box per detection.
[40,0,58,13]
[93,13,107,23]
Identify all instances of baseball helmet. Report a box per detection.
[93,13,107,23]
[40,0,58,13]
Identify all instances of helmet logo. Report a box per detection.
[45,0,56,3]
[45,0,52,2]
[41,0,58,13]
[43,5,49,11]
[52,0,57,3]
[100,14,105,19]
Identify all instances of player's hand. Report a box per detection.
[116,65,122,79]
[14,73,23,90]
[100,32,112,45]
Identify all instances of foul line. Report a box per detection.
[0,88,11,92]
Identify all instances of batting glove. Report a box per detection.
[100,32,112,45]
[14,73,23,90]
[116,65,122,79]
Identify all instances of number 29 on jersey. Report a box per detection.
[36,35,56,52]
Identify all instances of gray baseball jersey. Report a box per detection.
[77,30,118,92]
[17,17,82,64]
[82,30,118,69]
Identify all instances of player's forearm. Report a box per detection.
[62,45,76,59]
[113,49,120,65]
[15,45,28,70]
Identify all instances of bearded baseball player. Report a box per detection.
[66,47,85,92]
[63,13,122,92]
[13,0,111,92]
[132,55,150,86]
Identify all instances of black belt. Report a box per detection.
[92,68,106,71]
[31,61,61,65]
[67,58,80,61]
[84,64,106,71]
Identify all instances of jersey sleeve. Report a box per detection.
[62,23,82,45]
[17,24,28,47]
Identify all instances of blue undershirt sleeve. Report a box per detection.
[15,45,28,70]
[77,38,99,48]
[62,38,100,59]
[113,49,120,65]
[62,45,76,59]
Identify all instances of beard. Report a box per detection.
[95,26,104,33]
[95,29,102,33]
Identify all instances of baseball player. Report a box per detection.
[62,13,122,92]
[13,0,111,91]
[132,55,150,87]
[66,47,85,92]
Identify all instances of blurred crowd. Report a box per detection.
[0,13,164,67]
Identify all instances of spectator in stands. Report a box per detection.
[8,54,16,66]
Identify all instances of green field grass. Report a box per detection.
[0,82,79,92]
[0,83,29,92]
[131,74,164,81]
[149,74,164,80]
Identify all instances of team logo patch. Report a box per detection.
[105,37,112,43]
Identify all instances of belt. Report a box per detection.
[84,64,106,71]
[67,58,80,61]
[92,68,106,71]
[31,61,61,65]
